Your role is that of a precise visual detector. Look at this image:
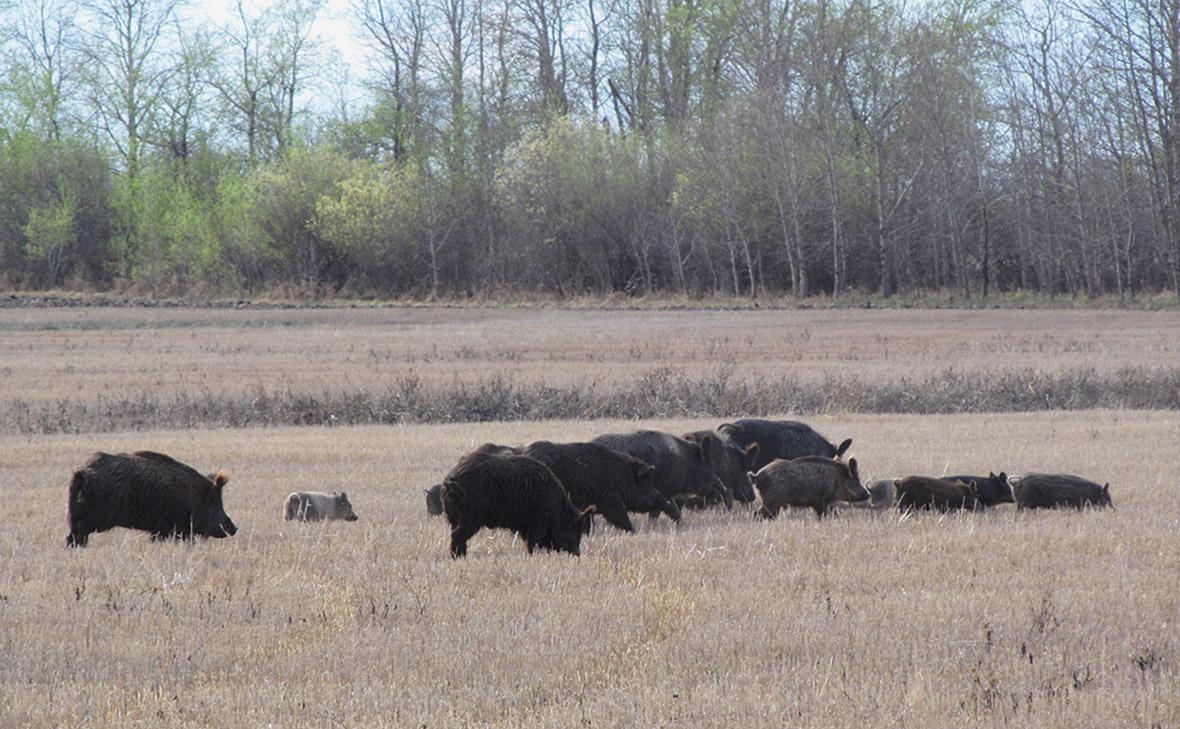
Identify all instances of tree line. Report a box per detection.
[1,0,1178,300]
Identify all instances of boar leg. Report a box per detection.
[598,496,635,533]
[449,523,479,558]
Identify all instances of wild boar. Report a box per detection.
[1012,474,1113,510]
[944,472,1014,508]
[748,456,868,520]
[681,429,760,505]
[863,478,897,510]
[719,419,852,471]
[894,476,980,512]
[66,451,237,547]
[523,440,675,532]
[425,484,445,516]
[284,491,359,522]
[592,430,731,519]
[442,450,593,558]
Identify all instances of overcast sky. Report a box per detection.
[188,0,376,108]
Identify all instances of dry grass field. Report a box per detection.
[2,306,1179,409]
[3,414,1179,727]
[2,307,1179,727]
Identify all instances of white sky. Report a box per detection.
[187,0,378,105]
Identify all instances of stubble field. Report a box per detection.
[1,306,1179,727]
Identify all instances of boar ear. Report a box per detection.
[998,472,1008,482]
[719,423,751,442]
[847,458,859,477]
[212,470,230,489]
[835,438,853,457]
[1103,483,1110,494]
[339,491,348,500]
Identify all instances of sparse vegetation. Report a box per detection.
[1,306,1178,726]
[4,365,1180,435]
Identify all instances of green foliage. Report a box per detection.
[249,145,356,290]
[22,188,76,283]
[123,165,224,291]
[313,160,427,291]
[496,116,653,292]
[0,130,115,287]
[212,171,271,291]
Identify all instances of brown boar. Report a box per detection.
[945,472,1014,507]
[748,456,868,520]
[894,476,980,512]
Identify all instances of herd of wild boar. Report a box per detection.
[65,419,1114,556]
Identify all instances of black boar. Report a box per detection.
[592,430,731,519]
[425,442,522,517]
[945,472,1014,507]
[894,476,980,512]
[748,456,868,519]
[522,440,675,532]
[284,491,359,522]
[681,429,760,505]
[1012,474,1113,510]
[442,450,594,558]
[719,419,852,471]
[66,451,237,547]
[425,484,445,516]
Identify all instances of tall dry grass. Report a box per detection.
[2,412,1178,727]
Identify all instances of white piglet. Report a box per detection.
[284,491,359,522]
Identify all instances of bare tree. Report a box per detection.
[209,0,279,166]
[354,0,426,162]
[264,0,323,157]
[5,0,78,140]
[154,24,211,164]
[80,0,181,179]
